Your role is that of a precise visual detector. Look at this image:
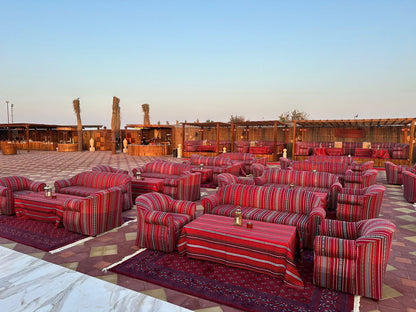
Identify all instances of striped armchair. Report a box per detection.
[91,165,129,175]
[336,185,386,221]
[314,218,396,300]
[217,173,255,187]
[0,176,46,215]
[402,170,416,203]
[384,161,411,185]
[135,192,197,252]
[63,187,123,236]
[343,169,378,189]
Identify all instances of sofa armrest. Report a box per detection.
[54,178,74,192]
[28,181,47,192]
[319,219,358,240]
[314,236,357,259]
[164,178,179,187]
[0,185,9,196]
[201,194,220,214]
[254,157,268,166]
[63,197,87,212]
[132,167,144,176]
[143,210,173,226]
[254,175,267,185]
[169,200,197,218]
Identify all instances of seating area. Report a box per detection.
[295,141,409,160]
[3,151,415,310]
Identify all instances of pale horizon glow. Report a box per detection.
[1,1,415,127]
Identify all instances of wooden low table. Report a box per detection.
[131,177,165,201]
[14,192,84,227]
[177,214,303,288]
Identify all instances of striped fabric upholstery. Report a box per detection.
[289,161,349,185]
[384,161,409,185]
[132,161,191,178]
[251,163,266,178]
[314,218,396,300]
[201,184,326,248]
[0,176,46,215]
[63,187,123,236]
[91,165,129,175]
[336,185,386,221]
[54,171,132,211]
[135,192,196,252]
[309,155,354,165]
[217,173,255,187]
[402,170,416,203]
[343,169,378,189]
[350,161,374,172]
[218,152,267,174]
[185,154,241,185]
[254,169,342,210]
[132,161,201,201]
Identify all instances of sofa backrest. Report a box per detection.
[218,152,255,161]
[261,169,339,188]
[143,161,190,175]
[190,154,231,166]
[291,161,349,175]
[0,176,31,191]
[216,184,320,215]
[308,155,353,164]
[73,171,131,189]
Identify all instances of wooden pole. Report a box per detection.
[216,122,220,155]
[292,121,297,159]
[409,119,415,166]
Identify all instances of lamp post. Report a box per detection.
[6,101,10,124]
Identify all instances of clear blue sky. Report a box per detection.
[1,0,415,127]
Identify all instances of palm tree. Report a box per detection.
[72,98,82,151]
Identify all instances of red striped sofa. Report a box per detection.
[336,185,386,221]
[282,160,349,185]
[308,155,354,164]
[63,187,123,236]
[201,184,326,249]
[135,192,196,252]
[54,171,132,211]
[0,176,46,215]
[295,142,409,159]
[185,154,240,185]
[218,152,267,175]
[132,160,201,201]
[254,169,342,210]
[91,165,129,175]
[314,218,396,300]
[402,170,416,203]
[343,169,378,189]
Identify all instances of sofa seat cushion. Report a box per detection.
[210,205,309,231]
[58,186,99,197]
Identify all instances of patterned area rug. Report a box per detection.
[0,215,87,251]
[111,249,354,312]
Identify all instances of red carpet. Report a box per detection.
[0,215,87,251]
[111,249,354,312]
